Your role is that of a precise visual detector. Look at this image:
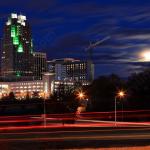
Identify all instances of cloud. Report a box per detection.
[1,0,150,77]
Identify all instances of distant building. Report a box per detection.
[0,73,54,99]
[1,13,34,78]
[47,58,94,93]
[33,52,47,80]
[47,58,94,82]
[52,80,89,94]
[47,60,55,74]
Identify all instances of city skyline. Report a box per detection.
[0,2,149,149]
[0,13,93,99]
[0,0,150,78]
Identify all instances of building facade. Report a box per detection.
[47,58,94,93]
[0,73,54,99]
[33,52,47,80]
[47,58,94,82]
[1,13,33,78]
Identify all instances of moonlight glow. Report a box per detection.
[140,51,150,62]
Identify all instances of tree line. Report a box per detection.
[85,69,150,112]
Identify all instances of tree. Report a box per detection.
[127,69,150,109]
[8,92,16,101]
[50,82,80,113]
[86,74,126,111]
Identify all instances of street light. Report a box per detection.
[77,91,85,100]
[115,90,125,126]
[76,91,86,118]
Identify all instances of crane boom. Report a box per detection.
[86,36,110,51]
[85,36,111,81]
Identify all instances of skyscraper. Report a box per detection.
[1,13,33,78]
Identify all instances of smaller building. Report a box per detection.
[52,80,89,94]
[47,58,94,83]
[46,58,93,94]
[0,73,54,99]
[33,52,47,80]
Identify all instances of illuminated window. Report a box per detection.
[13,36,19,45]
[44,82,48,93]
[16,71,21,77]
[16,26,20,36]
[31,39,33,53]
[11,25,16,37]
[17,44,23,52]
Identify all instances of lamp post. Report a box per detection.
[43,93,46,127]
[115,90,125,126]
[76,91,86,117]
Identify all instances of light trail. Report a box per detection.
[0,109,149,130]
[0,109,149,120]
[1,126,150,135]
[0,121,149,131]
[0,133,149,142]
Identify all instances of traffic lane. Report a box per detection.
[0,128,150,150]
[0,126,150,140]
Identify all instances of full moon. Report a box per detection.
[140,51,150,61]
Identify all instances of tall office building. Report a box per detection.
[1,13,33,78]
[33,52,47,80]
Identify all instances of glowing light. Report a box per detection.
[16,72,21,77]
[11,25,16,37]
[139,50,150,62]
[31,39,33,53]
[77,91,85,99]
[44,82,48,93]
[142,51,150,61]
[18,15,26,21]
[6,19,11,26]
[79,93,84,98]
[17,44,23,53]
[11,13,17,19]
[13,36,19,45]
[16,26,20,36]
[117,90,125,98]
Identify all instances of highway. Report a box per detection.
[0,126,150,149]
[0,114,149,149]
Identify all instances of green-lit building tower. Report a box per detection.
[1,13,33,78]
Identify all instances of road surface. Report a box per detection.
[0,114,149,149]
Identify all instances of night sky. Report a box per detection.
[1,0,150,78]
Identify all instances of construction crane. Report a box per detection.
[85,36,111,62]
[85,36,110,81]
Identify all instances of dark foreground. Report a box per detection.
[0,126,150,150]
